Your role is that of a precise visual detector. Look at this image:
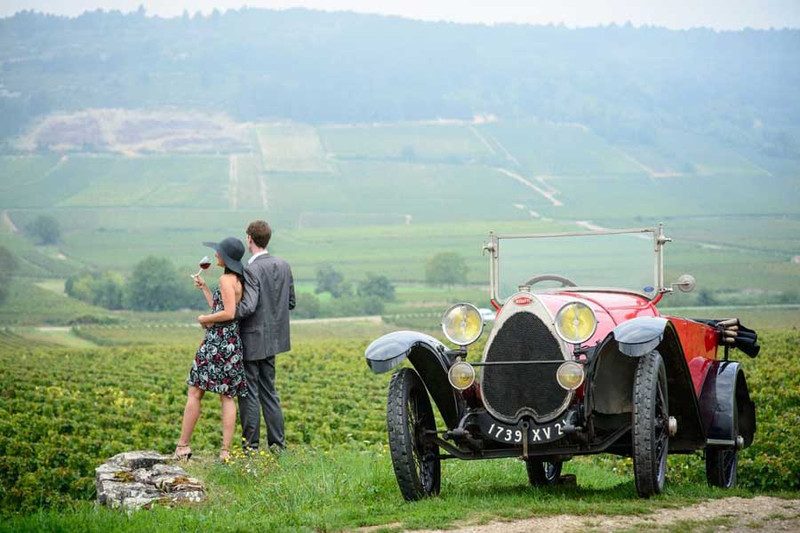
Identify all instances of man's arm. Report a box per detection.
[288,266,296,310]
[236,267,260,320]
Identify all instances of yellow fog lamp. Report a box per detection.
[556,361,585,391]
[441,303,484,346]
[448,361,476,390]
[554,301,597,345]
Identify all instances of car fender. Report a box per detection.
[699,360,756,448]
[613,316,669,357]
[365,330,461,429]
[589,317,706,451]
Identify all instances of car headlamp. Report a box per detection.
[441,303,484,346]
[448,361,476,390]
[554,301,597,345]
[556,361,585,390]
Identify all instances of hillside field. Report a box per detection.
[0,117,798,318]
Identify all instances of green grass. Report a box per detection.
[1,449,797,532]
[1,327,799,529]
[0,154,229,209]
[256,123,332,173]
[658,306,800,330]
[266,159,542,228]
[0,232,84,279]
[0,155,62,194]
[478,119,644,176]
[320,122,493,162]
[8,327,98,348]
[0,279,113,326]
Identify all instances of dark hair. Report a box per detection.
[224,267,243,284]
[246,220,272,249]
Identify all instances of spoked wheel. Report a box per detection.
[632,350,669,498]
[387,368,441,501]
[706,393,739,488]
[526,459,563,486]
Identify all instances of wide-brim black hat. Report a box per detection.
[203,237,245,275]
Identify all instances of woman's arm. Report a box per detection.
[193,275,214,308]
[198,275,238,325]
[235,267,259,320]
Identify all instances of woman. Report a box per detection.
[174,237,249,462]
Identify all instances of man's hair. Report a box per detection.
[247,220,272,249]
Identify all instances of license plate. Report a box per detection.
[479,416,571,445]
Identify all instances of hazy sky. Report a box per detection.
[2,0,800,30]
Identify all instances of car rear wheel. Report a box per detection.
[706,393,739,488]
[386,368,441,501]
[526,459,563,486]
[632,350,669,498]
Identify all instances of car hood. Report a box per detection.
[520,290,660,345]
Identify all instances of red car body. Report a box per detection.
[367,225,759,500]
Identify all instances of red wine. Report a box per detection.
[199,255,211,269]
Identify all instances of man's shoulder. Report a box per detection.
[248,254,291,270]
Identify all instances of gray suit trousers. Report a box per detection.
[239,357,285,449]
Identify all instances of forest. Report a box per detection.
[0,7,798,159]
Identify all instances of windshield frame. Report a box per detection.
[484,224,671,303]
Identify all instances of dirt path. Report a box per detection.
[495,167,564,207]
[1,210,19,233]
[228,154,239,211]
[469,125,498,155]
[413,496,800,533]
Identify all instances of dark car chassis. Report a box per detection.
[365,225,759,500]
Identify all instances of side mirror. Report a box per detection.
[671,274,697,293]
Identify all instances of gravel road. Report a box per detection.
[381,497,800,533]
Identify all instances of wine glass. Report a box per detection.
[191,256,212,278]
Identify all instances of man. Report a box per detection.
[236,220,295,451]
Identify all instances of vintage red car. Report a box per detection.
[366,224,759,499]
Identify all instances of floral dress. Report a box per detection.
[187,288,249,398]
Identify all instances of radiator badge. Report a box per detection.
[514,296,533,306]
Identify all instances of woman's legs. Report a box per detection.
[220,394,236,459]
[177,386,205,449]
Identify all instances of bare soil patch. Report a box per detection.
[397,497,800,533]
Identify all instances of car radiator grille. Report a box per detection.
[482,311,568,422]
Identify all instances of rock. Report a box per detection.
[95,450,206,510]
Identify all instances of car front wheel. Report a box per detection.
[632,349,669,498]
[526,459,563,486]
[386,367,441,501]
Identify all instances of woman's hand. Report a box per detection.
[193,275,208,290]
[198,315,211,329]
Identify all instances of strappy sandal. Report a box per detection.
[173,443,192,461]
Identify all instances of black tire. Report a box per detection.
[706,394,739,488]
[526,459,563,486]
[632,350,669,498]
[386,368,441,501]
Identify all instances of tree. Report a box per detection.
[65,272,95,302]
[126,256,187,311]
[27,215,60,245]
[93,271,126,310]
[66,270,126,309]
[293,292,321,318]
[425,252,468,286]
[315,264,348,298]
[357,273,396,301]
[696,288,717,307]
[0,246,17,305]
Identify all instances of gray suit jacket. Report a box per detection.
[236,253,295,361]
